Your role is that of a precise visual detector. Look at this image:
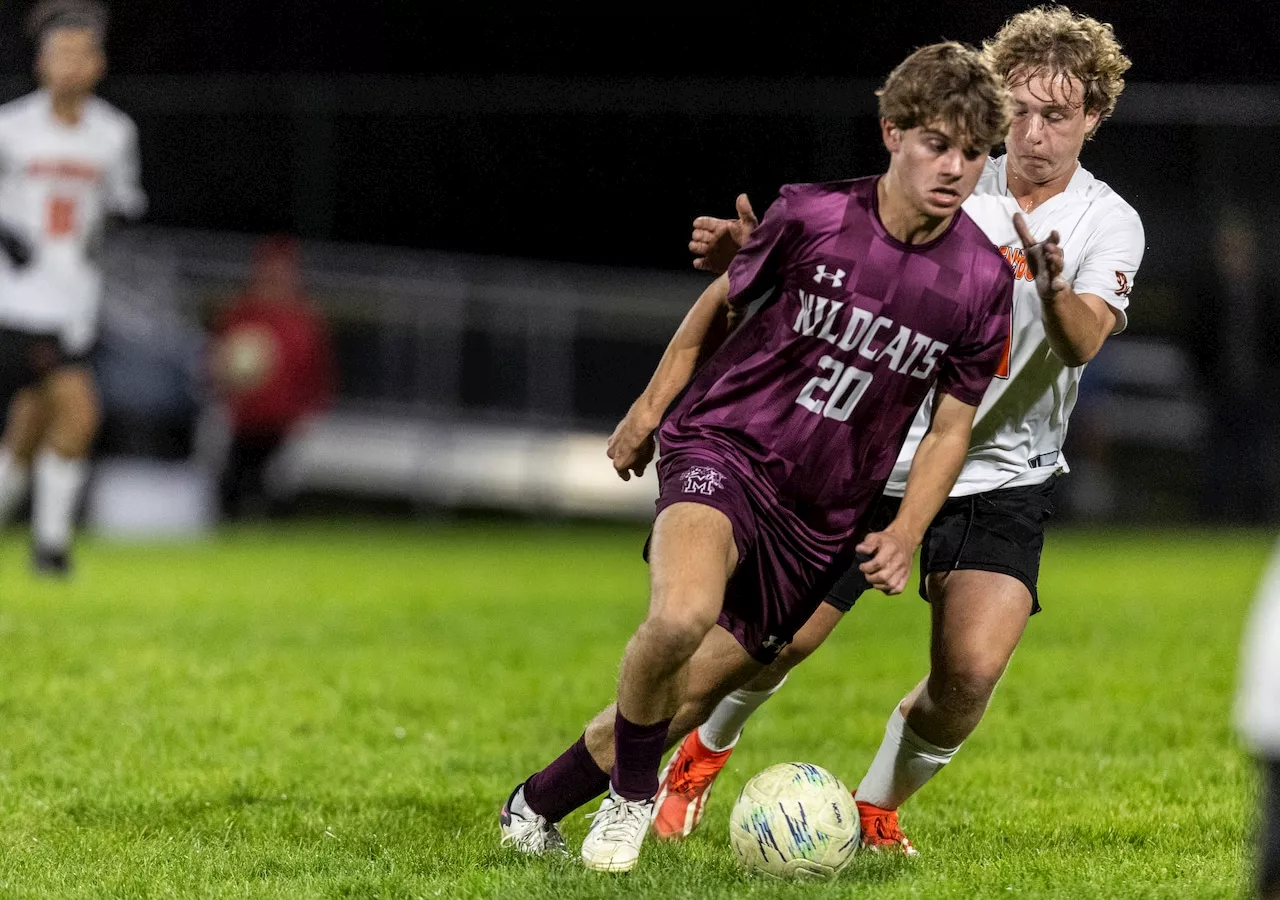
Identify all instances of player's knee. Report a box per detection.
[636,611,711,663]
[931,664,1002,716]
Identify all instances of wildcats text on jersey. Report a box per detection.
[792,288,949,381]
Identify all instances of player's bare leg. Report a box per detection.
[0,387,50,524]
[505,502,739,869]
[653,601,845,838]
[578,502,737,870]
[582,623,762,768]
[31,365,99,574]
[856,569,1031,854]
[575,624,762,840]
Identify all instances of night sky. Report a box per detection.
[0,2,1274,271]
[0,2,1268,81]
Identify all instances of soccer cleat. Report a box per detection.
[581,788,654,872]
[651,730,734,839]
[856,800,919,856]
[499,783,568,857]
[32,546,71,578]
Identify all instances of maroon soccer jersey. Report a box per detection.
[657,177,1013,549]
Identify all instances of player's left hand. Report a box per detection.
[607,413,657,481]
[856,526,915,595]
[690,194,757,274]
[1013,212,1068,301]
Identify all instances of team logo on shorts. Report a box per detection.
[681,466,726,496]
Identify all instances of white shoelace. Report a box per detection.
[586,797,651,842]
[502,813,564,853]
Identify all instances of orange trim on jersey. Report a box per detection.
[25,159,102,182]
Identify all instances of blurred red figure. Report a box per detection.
[212,236,334,518]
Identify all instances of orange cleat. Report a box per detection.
[650,730,734,840]
[856,800,919,856]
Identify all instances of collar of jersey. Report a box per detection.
[989,154,1095,201]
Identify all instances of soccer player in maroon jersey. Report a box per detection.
[500,42,1015,872]
[657,6,1140,855]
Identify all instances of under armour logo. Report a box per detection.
[814,264,846,288]
[761,634,790,653]
[681,466,726,496]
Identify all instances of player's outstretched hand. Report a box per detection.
[1013,212,1068,301]
[855,527,915,595]
[607,413,657,481]
[690,194,757,274]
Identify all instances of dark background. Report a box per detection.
[0,1,1276,270]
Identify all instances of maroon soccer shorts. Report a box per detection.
[650,448,846,663]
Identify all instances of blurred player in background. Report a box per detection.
[1239,537,1280,900]
[656,5,1144,854]
[211,235,334,519]
[0,0,145,574]
[501,42,1015,873]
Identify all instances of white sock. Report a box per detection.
[697,674,789,752]
[0,448,30,523]
[33,451,87,552]
[855,705,960,809]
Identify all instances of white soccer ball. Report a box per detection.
[728,762,859,880]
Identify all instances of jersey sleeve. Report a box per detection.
[934,265,1014,407]
[1069,204,1144,334]
[725,189,794,308]
[105,120,147,220]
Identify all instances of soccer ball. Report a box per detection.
[728,762,859,880]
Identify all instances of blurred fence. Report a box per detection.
[97,224,1215,524]
[0,73,1270,523]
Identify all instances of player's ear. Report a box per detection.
[1082,108,1101,138]
[880,118,902,153]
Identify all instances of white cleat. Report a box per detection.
[499,783,569,857]
[580,788,654,872]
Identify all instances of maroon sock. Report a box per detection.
[612,711,671,801]
[522,734,610,822]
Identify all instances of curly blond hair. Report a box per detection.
[982,5,1130,138]
[877,42,1012,153]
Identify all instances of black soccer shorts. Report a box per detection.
[826,477,1058,615]
[0,326,67,405]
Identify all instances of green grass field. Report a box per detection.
[0,521,1267,898]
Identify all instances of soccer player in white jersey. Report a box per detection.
[1238,536,1280,899]
[0,1,145,575]
[651,6,1145,852]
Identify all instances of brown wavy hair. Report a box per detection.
[877,41,1012,153]
[982,5,1131,138]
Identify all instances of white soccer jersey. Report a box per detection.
[0,90,146,352]
[1238,536,1280,754]
[885,156,1145,497]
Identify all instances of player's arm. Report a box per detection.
[857,392,978,594]
[88,121,148,264]
[1013,213,1115,367]
[607,274,733,480]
